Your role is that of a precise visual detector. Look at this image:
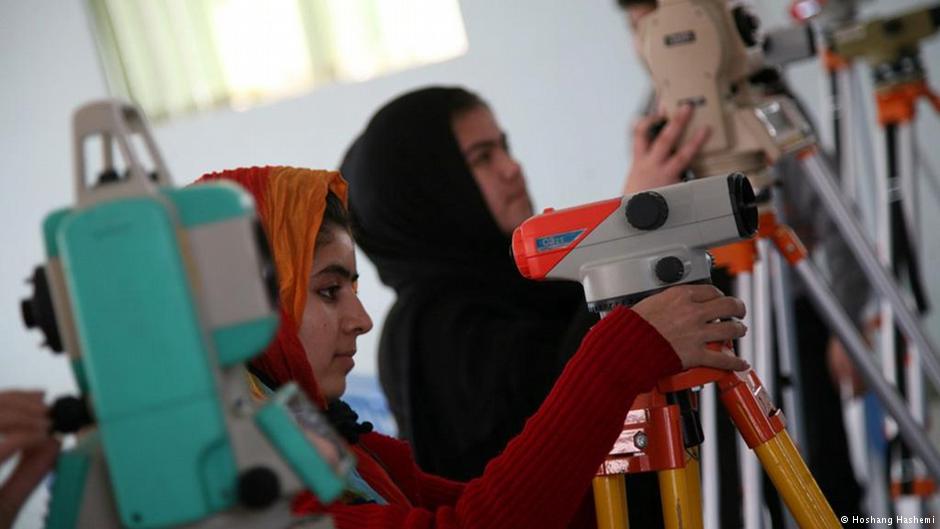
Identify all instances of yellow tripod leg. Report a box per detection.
[685,451,703,529]
[593,475,629,529]
[754,430,841,529]
[658,461,702,529]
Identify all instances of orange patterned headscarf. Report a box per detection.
[195,167,413,509]
[195,166,347,407]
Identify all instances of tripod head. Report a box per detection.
[512,174,757,312]
[637,0,815,189]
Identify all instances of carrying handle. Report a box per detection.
[72,99,171,208]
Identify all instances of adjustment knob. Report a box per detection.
[238,466,281,509]
[733,6,761,47]
[95,169,120,186]
[625,192,668,230]
[50,396,94,433]
[20,266,63,353]
[20,298,36,328]
[655,256,685,284]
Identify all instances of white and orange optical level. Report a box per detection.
[511,174,758,312]
[790,0,873,25]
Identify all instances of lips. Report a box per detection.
[334,352,356,372]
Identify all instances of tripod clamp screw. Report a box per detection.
[633,431,649,450]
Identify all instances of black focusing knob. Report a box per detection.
[733,6,761,47]
[655,256,685,284]
[50,396,94,434]
[238,466,281,509]
[21,266,64,353]
[625,192,668,230]
[95,169,120,186]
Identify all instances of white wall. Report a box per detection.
[1,1,939,527]
[0,0,650,395]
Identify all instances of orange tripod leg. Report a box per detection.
[716,369,841,528]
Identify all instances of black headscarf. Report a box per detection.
[342,87,525,288]
[341,86,596,480]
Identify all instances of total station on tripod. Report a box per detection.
[19,100,349,529]
[512,173,757,311]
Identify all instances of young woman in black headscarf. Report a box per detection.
[340,87,598,482]
[341,82,702,477]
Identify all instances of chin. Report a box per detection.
[516,199,534,220]
[322,380,347,401]
[508,211,533,233]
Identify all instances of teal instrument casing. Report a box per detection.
[43,184,274,527]
[33,100,349,529]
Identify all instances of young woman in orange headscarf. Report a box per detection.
[194,165,749,528]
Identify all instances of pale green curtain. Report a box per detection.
[87,0,467,122]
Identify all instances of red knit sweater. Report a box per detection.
[294,306,682,528]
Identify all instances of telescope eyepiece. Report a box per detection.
[727,173,759,238]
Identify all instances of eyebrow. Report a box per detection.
[312,264,359,282]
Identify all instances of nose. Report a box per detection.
[496,150,523,183]
[343,294,373,336]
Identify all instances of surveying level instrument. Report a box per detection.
[514,174,840,529]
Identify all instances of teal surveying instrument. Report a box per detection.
[19,100,350,529]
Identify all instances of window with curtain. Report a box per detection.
[86,0,468,122]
